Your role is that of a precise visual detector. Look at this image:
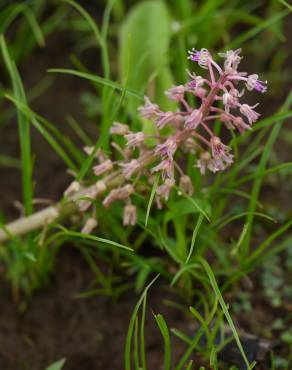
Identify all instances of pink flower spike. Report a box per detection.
[233,116,251,134]
[185,109,203,129]
[179,175,194,196]
[165,85,185,101]
[93,159,113,176]
[81,217,98,234]
[218,48,242,73]
[156,178,175,201]
[110,122,129,135]
[185,71,204,90]
[220,113,235,130]
[188,48,210,69]
[210,136,233,168]
[119,159,140,179]
[151,159,174,179]
[123,203,137,226]
[155,112,176,129]
[246,74,267,93]
[240,103,260,124]
[196,152,212,175]
[222,90,239,112]
[138,96,160,119]
[155,137,177,159]
[125,132,145,148]
[102,184,135,207]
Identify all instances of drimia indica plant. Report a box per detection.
[0,47,266,240]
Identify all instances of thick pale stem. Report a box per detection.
[0,153,156,243]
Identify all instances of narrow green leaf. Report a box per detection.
[154,313,171,370]
[48,68,143,100]
[242,90,292,257]
[198,257,253,370]
[145,174,159,227]
[125,275,160,370]
[45,358,66,370]
[1,35,33,215]
[57,230,133,252]
[186,214,204,264]
[5,94,77,171]
[23,8,45,47]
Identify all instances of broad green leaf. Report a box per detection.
[119,1,174,110]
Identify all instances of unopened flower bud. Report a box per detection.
[196,152,212,175]
[119,159,140,179]
[179,175,194,196]
[155,112,176,129]
[93,160,113,176]
[155,136,177,159]
[125,132,145,148]
[64,180,80,197]
[77,187,98,212]
[81,217,98,234]
[123,203,137,226]
[165,85,185,101]
[151,159,174,179]
[138,96,160,118]
[110,122,129,135]
[103,184,135,208]
[95,180,107,194]
[83,147,107,162]
[156,178,175,201]
[185,109,203,129]
[240,103,260,124]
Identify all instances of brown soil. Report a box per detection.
[0,248,282,370]
[0,248,195,370]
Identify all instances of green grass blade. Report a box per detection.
[1,35,33,215]
[66,115,93,146]
[181,192,210,222]
[242,90,292,257]
[154,313,171,370]
[0,154,20,168]
[23,8,45,47]
[48,68,143,100]
[235,162,292,186]
[63,0,109,78]
[0,3,27,33]
[5,94,77,171]
[140,294,148,370]
[133,318,140,370]
[170,263,201,287]
[57,230,133,252]
[214,211,276,231]
[45,358,66,370]
[186,213,204,264]
[198,257,253,370]
[247,219,292,265]
[145,174,159,227]
[228,10,289,49]
[185,361,193,370]
[279,0,292,12]
[125,275,160,370]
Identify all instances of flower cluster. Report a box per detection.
[65,48,267,231]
